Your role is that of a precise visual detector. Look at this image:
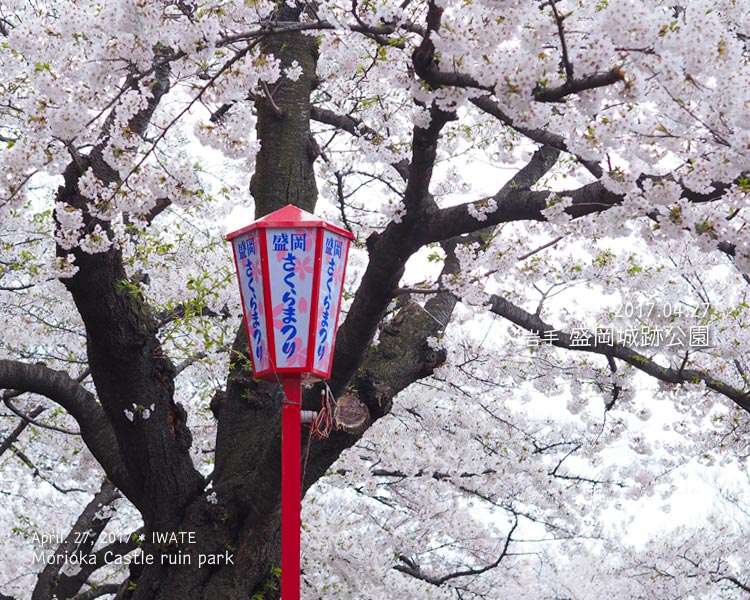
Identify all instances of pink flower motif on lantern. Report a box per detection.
[229,207,353,379]
[285,337,307,367]
[295,254,314,281]
[298,294,308,315]
[272,296,308,330]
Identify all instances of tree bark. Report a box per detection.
[9,9,558,596]
[117,5,323,599]
[249,4,319,217]
[0,5,577,599]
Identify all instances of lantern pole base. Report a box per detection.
[281,376,302,600]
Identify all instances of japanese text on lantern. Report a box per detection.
[267,228,315,369]
[235,233,270,372]
[313,232,346,374]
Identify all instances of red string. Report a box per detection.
[301,385,336,486]
[311,387,335,440]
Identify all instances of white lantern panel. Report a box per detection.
[312,231,349,375]
[233,231,271,374]
[264,227,317,370]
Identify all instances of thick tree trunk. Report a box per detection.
[36,5,460,599]
[118,6,322,599]
[249,5,319,217]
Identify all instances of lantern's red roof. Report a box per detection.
[226,204,354,240]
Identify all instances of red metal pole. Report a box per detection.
[281,376,302,600]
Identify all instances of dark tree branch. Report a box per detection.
[0,360,133,495]
[394,516,519,586]
[321,149,561,487]
[550,444,626,488]
[329,105,452,391]
[422,145,566,242]
[216,19,406,46]
[412,61,492,93]
[409,4,624,105]
[310,106,410,180]
[719,575,750,594]
[351,0,405,47]
[533,68,626,102]
[329,3,458,392]
[3,395,79,435]
[310,105,380,141]
[423,161,743,245]
[469,95,603,177]
[32,480,120,600]
[0,404,45,459]
[54,44,206,528]
[488,294,750,413]
[403,105,456,214]
[156,301,227,329]
[458,484,581,538]
[55,531,142,600]
[140,196,172,225]
[85,48,174,187]
[370,468,496,481]
[0,281,36,291]
[8,444,87,494]
[605,355,622,411]
[547,0,575,82]
[72,585,121,600]
[303,234,466,490]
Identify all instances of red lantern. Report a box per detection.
[226,204,354,600]
[226,204,353,382]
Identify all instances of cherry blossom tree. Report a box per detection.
[1,1,750,598]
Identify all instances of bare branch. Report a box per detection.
[32,480,120,600]
[305,235,465,487]
[310,105,410,180]
[394,516,519,586]
[370,468,496,481]
[330,103,455,390]
[8,444,88,494]
[351,0,405,47]
[423,145,565,242]
[56,531,142,600]
[72,585,121,600]
[0,404,45,459]
[549,444,626,488]
[261,80,284,118]
[409,4,625,105]
[0,281,37,292]
[488,295,750,413]
[469,95,603,177]
[3,395,80,435]
[0,360,133,496]
[718,575,750,594]
[517,236,564,261]
[100,43,257,203]
[533,68,626,102]
[547,0,575,82]
[310,105,380,141]
[424,159,743,245]
[156,301,227,329]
